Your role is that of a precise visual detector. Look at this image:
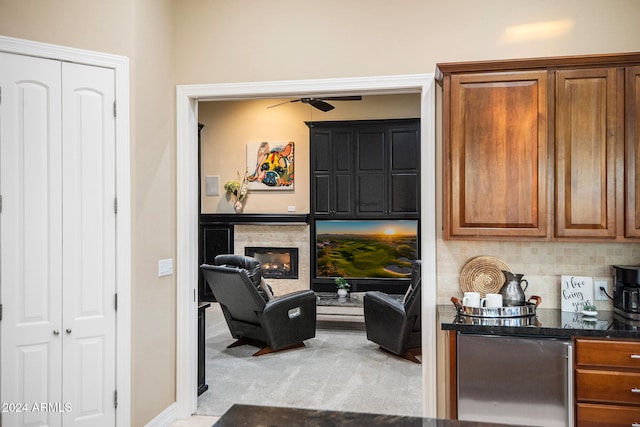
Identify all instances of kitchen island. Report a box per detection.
[439,305,640,426]
[214,403,534,426]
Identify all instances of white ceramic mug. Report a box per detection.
[462,291,481,308]
[482,293,503,308]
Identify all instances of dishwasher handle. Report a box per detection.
[567,343,574,427]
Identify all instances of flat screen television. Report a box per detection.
[312,219,419,294]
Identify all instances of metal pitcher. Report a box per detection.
[500,271,529,306]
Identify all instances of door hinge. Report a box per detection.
[114,197,118,214]
[114,293,117,311]
[114,390,118,409]
[0,303,3,321]
[113,101,117,118]
[0,194,3,213]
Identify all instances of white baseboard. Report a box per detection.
[144,403,178,427]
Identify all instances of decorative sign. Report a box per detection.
[560,275,594,312]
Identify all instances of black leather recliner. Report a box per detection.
[363,260,422,363]
[201,254,317,356]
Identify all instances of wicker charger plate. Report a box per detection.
[459,256,511,297]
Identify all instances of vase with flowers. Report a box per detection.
[334,277,351,298]
[224,171,249,213]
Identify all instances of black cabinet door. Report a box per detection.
[198,224,233,302]
[356,128,387,214]
[310,119,419,217]
[389,127,420,214]
[311,128,354,215]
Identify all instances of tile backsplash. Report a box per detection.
[437,239,640,309]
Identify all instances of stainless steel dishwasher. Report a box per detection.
[457,333,573,427]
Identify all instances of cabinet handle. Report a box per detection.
[53,330,60,336]
[65,329,72,334]
[631,354,640,359]
[632,388,640,393]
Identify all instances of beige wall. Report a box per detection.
[198,94,420,213]
[0,1,176,425]
[2,0,640,424]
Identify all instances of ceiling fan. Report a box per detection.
[267,96,362,112]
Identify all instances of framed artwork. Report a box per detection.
[246,141,294,190]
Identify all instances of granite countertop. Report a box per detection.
[439,304,640,339]
[213,404,534,427]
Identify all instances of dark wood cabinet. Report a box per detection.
[198,224,233,302]
[311,126,354,216]
[555,67,622,238]
[443,70,549,239]
[626,66,640,238]
[310,119,420,217]
[437,52,640,241]
[576,338,640,426]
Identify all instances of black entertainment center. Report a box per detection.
[309,118,421,295]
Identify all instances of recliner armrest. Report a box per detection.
[259,290,317,350]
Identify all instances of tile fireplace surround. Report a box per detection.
[234,222,310,296]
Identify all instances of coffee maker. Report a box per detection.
[613,265,640,320]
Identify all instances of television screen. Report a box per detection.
[315,219,419,280]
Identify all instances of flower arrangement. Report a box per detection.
[334,277,351,290]
[224,171,249,212]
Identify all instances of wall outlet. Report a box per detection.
[287,205,296,212]
[159,259,173,277]
[594,280,609,301]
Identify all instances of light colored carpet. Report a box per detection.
[196,303,423,417]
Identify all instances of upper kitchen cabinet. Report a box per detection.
[555,67,622,238]
[626,66,640,237]
[437,52,640,241]
[441,70,549,239]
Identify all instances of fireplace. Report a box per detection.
[245,247,299,279]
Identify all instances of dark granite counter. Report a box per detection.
[439,305,640,339]
[214,404,533,427]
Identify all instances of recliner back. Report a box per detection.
[200,264,267,326]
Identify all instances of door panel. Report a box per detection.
[61,62,116,427]
[555,68,618,238]
[0,52,64,427]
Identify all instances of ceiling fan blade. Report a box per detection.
[319,96,363,101]
[266,99,301,109]
[308,99,334,112]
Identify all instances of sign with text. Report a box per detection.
[561,275,594,312]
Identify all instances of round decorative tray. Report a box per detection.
[459,256,511,297]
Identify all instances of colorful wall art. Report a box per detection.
[246,141,294,190]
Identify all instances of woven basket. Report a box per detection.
[459,256,511,297]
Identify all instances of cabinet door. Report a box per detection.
[555,68,620,238]
[311,129,353,215]
[626,66,640,237]
[356,128,387,214]
[446,71,548,238]
[199,224,233,301]
[390,127,420,214]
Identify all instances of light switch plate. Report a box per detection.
[595,280,608,301]
[159,259,173,277]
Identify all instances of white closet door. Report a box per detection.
[1,54,116,427]
[0,52,64,427]
[61,62,116,427]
